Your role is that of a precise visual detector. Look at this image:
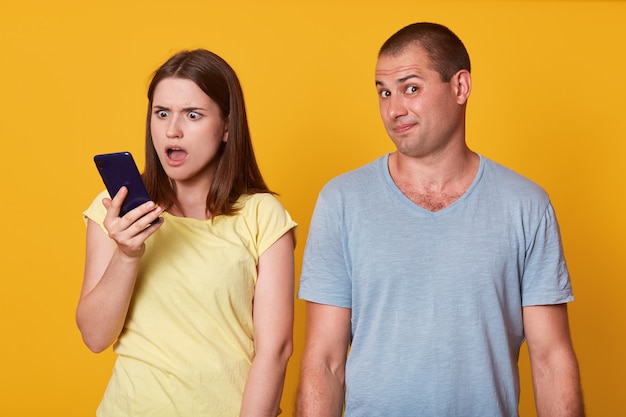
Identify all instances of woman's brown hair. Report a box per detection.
[142,49,272,217]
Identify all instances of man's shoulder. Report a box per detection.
[481,156,548,198]
[322,155,386,192]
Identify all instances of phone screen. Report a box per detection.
[94,152,153,217]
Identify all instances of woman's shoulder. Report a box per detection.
[82,190,110,225]
[235,192,296,230]
[236,192,287,213]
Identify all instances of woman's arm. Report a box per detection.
[239,230,295,417]
[76,187,163,352]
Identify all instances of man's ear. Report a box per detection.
[453,69,471,105]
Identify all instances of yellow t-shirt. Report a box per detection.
[83,191,297,417]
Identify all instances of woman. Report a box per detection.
[77,49,296,417]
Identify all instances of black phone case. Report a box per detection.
[94,152,152,217]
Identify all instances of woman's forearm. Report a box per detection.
[76,248,141,352]
[240,347,292,417]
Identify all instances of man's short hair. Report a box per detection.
[379,22,471,82]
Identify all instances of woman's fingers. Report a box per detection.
[101,187,164,257]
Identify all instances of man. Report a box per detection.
[296,22,584,416]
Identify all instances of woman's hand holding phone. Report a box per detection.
[93,151,164,257]
[102,186,164,258]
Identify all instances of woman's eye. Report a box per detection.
[188,111,201,120]
[156,110,168,118]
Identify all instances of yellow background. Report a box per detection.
[1,0,624,415]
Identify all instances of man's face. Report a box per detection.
[375,44,467,159]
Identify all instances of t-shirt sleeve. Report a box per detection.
[82,190,110,233]
[248,193,297,257]
[521,202,574,306]
[297,184,352,309]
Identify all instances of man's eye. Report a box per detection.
[405,85,418,94]
[379,90,391,98]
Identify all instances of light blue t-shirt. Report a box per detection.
[298,154,573,417]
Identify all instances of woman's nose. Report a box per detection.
[166,115,183,138]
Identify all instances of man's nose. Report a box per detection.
[387,95,408,119]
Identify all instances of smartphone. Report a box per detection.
[93,152,154,219]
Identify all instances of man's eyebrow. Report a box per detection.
[398,74,420,83]
[375,74,420,87]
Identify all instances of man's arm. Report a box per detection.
[523,304,585,417]
[296,302,351,417]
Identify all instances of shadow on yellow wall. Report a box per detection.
[0,1,624,415]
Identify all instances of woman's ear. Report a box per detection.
[222,117,229,142]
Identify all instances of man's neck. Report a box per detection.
[388,148,479,211]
